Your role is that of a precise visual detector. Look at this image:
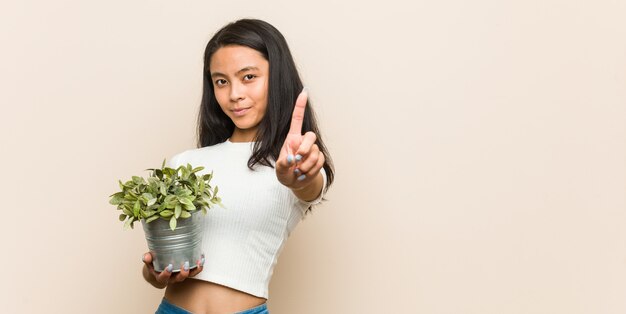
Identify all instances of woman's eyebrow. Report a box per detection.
[210,66,260,78]
[236,66,259,75]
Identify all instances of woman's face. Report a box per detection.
[210,45,269,141]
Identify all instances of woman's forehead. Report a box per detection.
[210,45,268,75]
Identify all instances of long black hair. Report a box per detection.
[197,19,334,190]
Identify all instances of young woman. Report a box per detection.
[140,19,335,314]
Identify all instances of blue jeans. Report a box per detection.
[155,298,269,314]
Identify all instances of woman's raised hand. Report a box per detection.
[276,88,325,191]
[141,252,204,289]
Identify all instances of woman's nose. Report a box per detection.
[229,82,245,102]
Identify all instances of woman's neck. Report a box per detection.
[230,127,258,143]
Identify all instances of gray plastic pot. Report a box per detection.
[141,211,204,272]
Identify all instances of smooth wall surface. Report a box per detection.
[1,0,625,313]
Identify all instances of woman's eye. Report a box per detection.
[243,74,256,81]
[215,79,227,86]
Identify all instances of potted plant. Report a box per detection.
[109,159,223,272]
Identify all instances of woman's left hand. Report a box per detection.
[276,89,325,190]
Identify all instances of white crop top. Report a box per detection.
[165,139,327,298]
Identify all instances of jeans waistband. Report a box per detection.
[156,298,269,314]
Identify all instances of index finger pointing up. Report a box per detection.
[288,88,308,135]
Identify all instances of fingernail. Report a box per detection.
[297,174,306,181]
[295,154,302,162]
[183,261,190,271]
[166,264,173,272]
[141,254,146,262]
[294,168,301,175]
[201,256,205,266]
[287,155,294,164]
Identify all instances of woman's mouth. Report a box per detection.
[233,108,250,117]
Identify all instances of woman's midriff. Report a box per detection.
[164,278,266,314]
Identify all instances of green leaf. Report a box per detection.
[160,210,174,218]
[121,206,132,216]
[203,172,212,181]
[118,214,127,221]
[109,192,124,205]
[109,191,124,198]
[132,176,144,185]
[197,198,208,207]
[145,215,160,223]
[202,195,212,205]
[162,168,173,177]
[147,198,157,207]
[180,210,191,218]
[141,209,157,218]
[133,200,141,217]
[180,166,189,180]
[214,197,225,208]
[174,204,182,219]
[180,198,196,210]
[169,216,177,231]
[123,217,134,230]
[198,178,205,193]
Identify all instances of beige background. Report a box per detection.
[1,0,625,313]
